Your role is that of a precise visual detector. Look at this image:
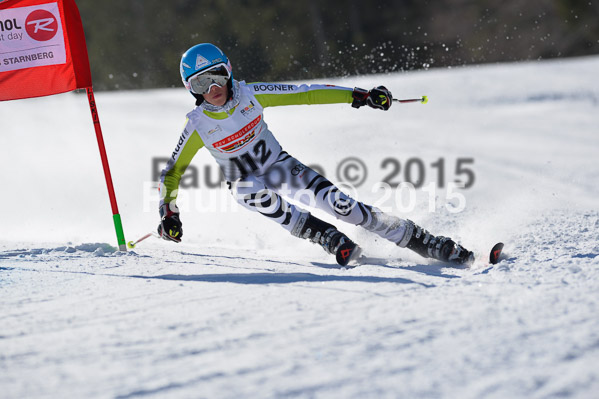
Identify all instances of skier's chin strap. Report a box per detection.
[192,92,204,106]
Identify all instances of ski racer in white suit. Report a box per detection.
[158,43,474,266]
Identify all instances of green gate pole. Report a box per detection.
[86,87,127,251]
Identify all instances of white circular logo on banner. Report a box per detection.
[25,9,58,41]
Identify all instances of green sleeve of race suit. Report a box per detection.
[249,83,354,108]
[159,125,205,206]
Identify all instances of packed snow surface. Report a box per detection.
[1,56,599,398]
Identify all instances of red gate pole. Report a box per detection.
[86,87,127,251]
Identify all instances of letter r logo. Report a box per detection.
[25,9,58,41]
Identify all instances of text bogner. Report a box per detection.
[252,84,296,92]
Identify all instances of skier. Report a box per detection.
[158,43,474,266]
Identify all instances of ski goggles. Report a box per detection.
[187,64,231,95]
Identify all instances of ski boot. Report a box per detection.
[293,213,361,266]
[397,220,474,265]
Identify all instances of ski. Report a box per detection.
[489,242,504,265]
[459,242,505,267]
[345,242,505,268]
[336,242,362,267]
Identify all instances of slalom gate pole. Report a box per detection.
[86,87,127,251]
[393,96,428,104]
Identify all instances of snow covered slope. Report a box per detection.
[1,56,599,398]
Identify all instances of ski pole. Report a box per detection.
[127,232,159,249]
[393,95,428,104]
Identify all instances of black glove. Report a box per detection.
[352,86,393,110]
[158,203,183,243]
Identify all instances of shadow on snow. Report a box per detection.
[130,272,435,287]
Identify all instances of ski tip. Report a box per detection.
[489,242,504,265]
[336,242,361,267]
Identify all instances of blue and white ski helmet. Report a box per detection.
[180,43,233,92]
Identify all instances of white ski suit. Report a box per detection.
[159,80,412,247]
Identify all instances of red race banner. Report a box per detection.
[0,0,127,251]
[0,0,91,100]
